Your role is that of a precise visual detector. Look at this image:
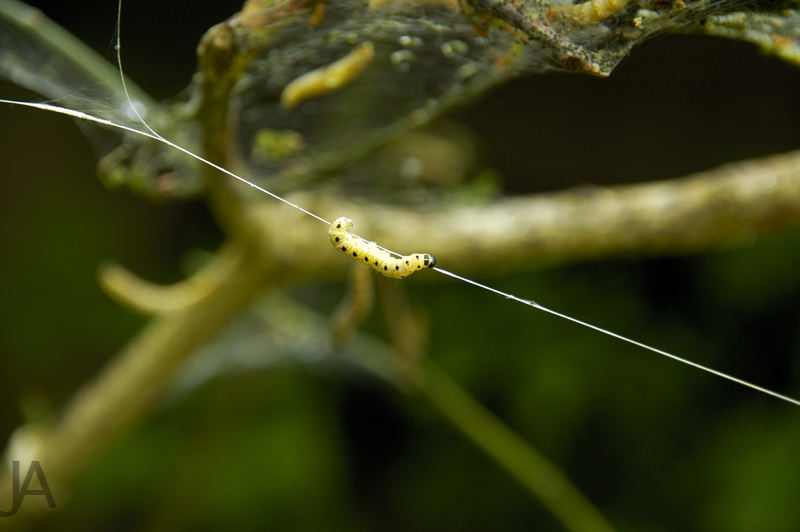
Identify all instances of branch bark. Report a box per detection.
[249,149,800,279]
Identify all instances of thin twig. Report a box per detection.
[414,362,616,532]
[97,244,244,316]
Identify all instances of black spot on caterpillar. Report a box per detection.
[329,217,435,279]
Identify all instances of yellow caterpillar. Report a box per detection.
[329,217,436,279]
[548,0,631,25]
[280,42,375,109]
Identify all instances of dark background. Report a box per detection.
[1,1,800,530]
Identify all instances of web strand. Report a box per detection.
[433,267,800,407]
[113,2,331,225]
[0,0,797,407]
[113,0,157,138]
[0,99,330,224]
[3,91,798,409]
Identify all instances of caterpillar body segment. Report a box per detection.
[329,217,435,279]
[548,0,631,24]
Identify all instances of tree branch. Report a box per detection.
[0,242,268,523]
[248,149,800,279]
[97,244,245,316]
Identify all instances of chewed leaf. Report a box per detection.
[2,0,794,199]
[201,0,762,196]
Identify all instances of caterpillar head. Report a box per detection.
[332,217,354,231]
[413,253,436,270]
